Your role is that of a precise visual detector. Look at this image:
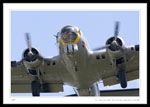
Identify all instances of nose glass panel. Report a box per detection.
[62,32,78,43]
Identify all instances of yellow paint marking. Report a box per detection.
[59,31,81,45]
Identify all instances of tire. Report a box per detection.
[31,80,40,96]
[118,70,127,88]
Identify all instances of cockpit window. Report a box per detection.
[60,26,78,43]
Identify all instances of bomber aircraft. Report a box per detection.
[11,22,139,96]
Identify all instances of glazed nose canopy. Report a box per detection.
[62,32,77,43]
[60,26,78,44]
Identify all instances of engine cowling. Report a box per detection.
[22,47,43,70]
[106,36,125,59]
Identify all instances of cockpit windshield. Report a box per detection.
[60,26,78,43]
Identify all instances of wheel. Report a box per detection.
[118,70,127,88]
[31,80,40,96]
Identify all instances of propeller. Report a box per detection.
[94,21,132,60]
[112,22,132,60]
[25,33,33,57]
[93,21,120,51]
[54,32,59,44]
[110,21,120,50]
[114,21,119,41]
[24,33,43,62]
[93,44,110,50]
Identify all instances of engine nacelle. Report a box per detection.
[106,36,125,59]
[22,48,43,70]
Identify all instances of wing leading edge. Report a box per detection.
[89,45,139,87]
[11,56,68,93]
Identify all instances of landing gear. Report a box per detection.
[31,80,40,96]
[117,69,127,88]
[115,57,127,88]
[31,70,49,96]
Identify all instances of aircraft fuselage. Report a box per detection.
[58,25,101,89]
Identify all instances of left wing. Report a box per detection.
[11,56,69,93]
[11,33,70,93]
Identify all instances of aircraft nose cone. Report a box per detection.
[28,51,33,57]
[112,40,118,46]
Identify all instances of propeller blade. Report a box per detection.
[114,21,120,41]
[25,33,32,53]
[94,44,110,51]
[54,32,59,44]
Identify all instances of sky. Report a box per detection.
[11,11,139,96]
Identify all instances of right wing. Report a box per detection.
[67,88,139,96]
[102,45,139,86]
[89,45,139,87]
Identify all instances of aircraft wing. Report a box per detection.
[67,88,139,96]
[11,56,67,93]
[90,45,139,86]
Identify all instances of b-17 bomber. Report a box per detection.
[11,22,139,96]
